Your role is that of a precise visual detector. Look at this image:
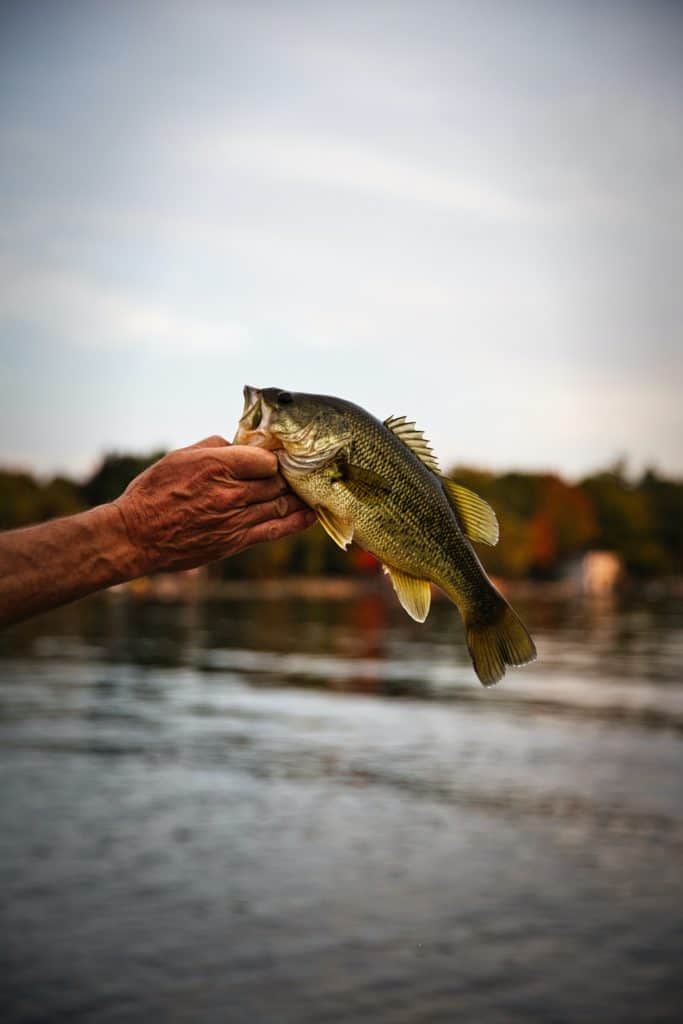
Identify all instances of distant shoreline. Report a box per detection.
[111,572,683,603]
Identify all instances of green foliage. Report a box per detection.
[82,451,166,507]
[581,466,682,576]
[640,469,683,572]
[214,523,355,580]
[450,468,598,579]
[0,471,85,529]
[0,451,681,579]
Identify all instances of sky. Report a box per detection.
[1,0,682,480]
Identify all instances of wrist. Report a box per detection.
[101,502,151,580]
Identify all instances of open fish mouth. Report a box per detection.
[233,385,281,449]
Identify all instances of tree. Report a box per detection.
[82,452,166,507]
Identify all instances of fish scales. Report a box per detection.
[234,387,536,686]
[301,404,485,610]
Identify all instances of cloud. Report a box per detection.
[188,130,529,222]
[0,263,247,352]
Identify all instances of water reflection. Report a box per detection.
[1,591,682,1022]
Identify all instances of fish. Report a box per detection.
[234,386,536,686]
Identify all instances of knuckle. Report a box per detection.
[233,528,249,549]
[224,482,244,504]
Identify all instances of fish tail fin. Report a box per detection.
[464,591,536,687]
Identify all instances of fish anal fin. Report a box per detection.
[316,506,353,550]
[441,478,499,546]
[383,565,431,622]
[384,415,440,474]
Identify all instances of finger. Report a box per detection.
[244,507,317,547]
[183,435,230,450]
[242,493,308,527]
[206,444,279,479]
[237,475,290,506]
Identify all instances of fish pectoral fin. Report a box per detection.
[383,565,432,623]
[346,463,391,491]
[332,460,391,505]
[316,506,354,550]
[440,478,499,546]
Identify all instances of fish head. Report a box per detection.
[234,386,351,469]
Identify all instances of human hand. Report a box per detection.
[113,435,316,574]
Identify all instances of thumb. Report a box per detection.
[183,435,230,450]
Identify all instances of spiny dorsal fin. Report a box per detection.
[441,478,499,546]
[384,415,440,473]
[382,564,432,622]
[316,506,354,550]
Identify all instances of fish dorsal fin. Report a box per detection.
[382,565,432,622]
[384,415,440,473]
[441,478,499,546]
[316,506,354,550]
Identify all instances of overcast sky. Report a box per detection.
[1,0,681,480]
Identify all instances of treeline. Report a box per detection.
[1,453,681,579]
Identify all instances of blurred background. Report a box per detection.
[1,2,682,1021]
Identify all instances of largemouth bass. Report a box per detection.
[234,386,536,686]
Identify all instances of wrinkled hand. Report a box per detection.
[113,435,316,574]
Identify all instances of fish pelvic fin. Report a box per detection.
[316,506,354,550]
[383,565,431,622]
[465,594,537,686]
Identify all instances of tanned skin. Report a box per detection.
[0,435,316,628]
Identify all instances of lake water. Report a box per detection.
[1,589,682,1022]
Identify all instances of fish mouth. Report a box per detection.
[233,385,281,450]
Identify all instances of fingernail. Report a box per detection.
[304,509,317,525]
[276,496,289,517]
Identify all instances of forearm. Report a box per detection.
[0,504,143,628]
[0,440,315,629]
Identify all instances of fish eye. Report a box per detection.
[277,391,294,405]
